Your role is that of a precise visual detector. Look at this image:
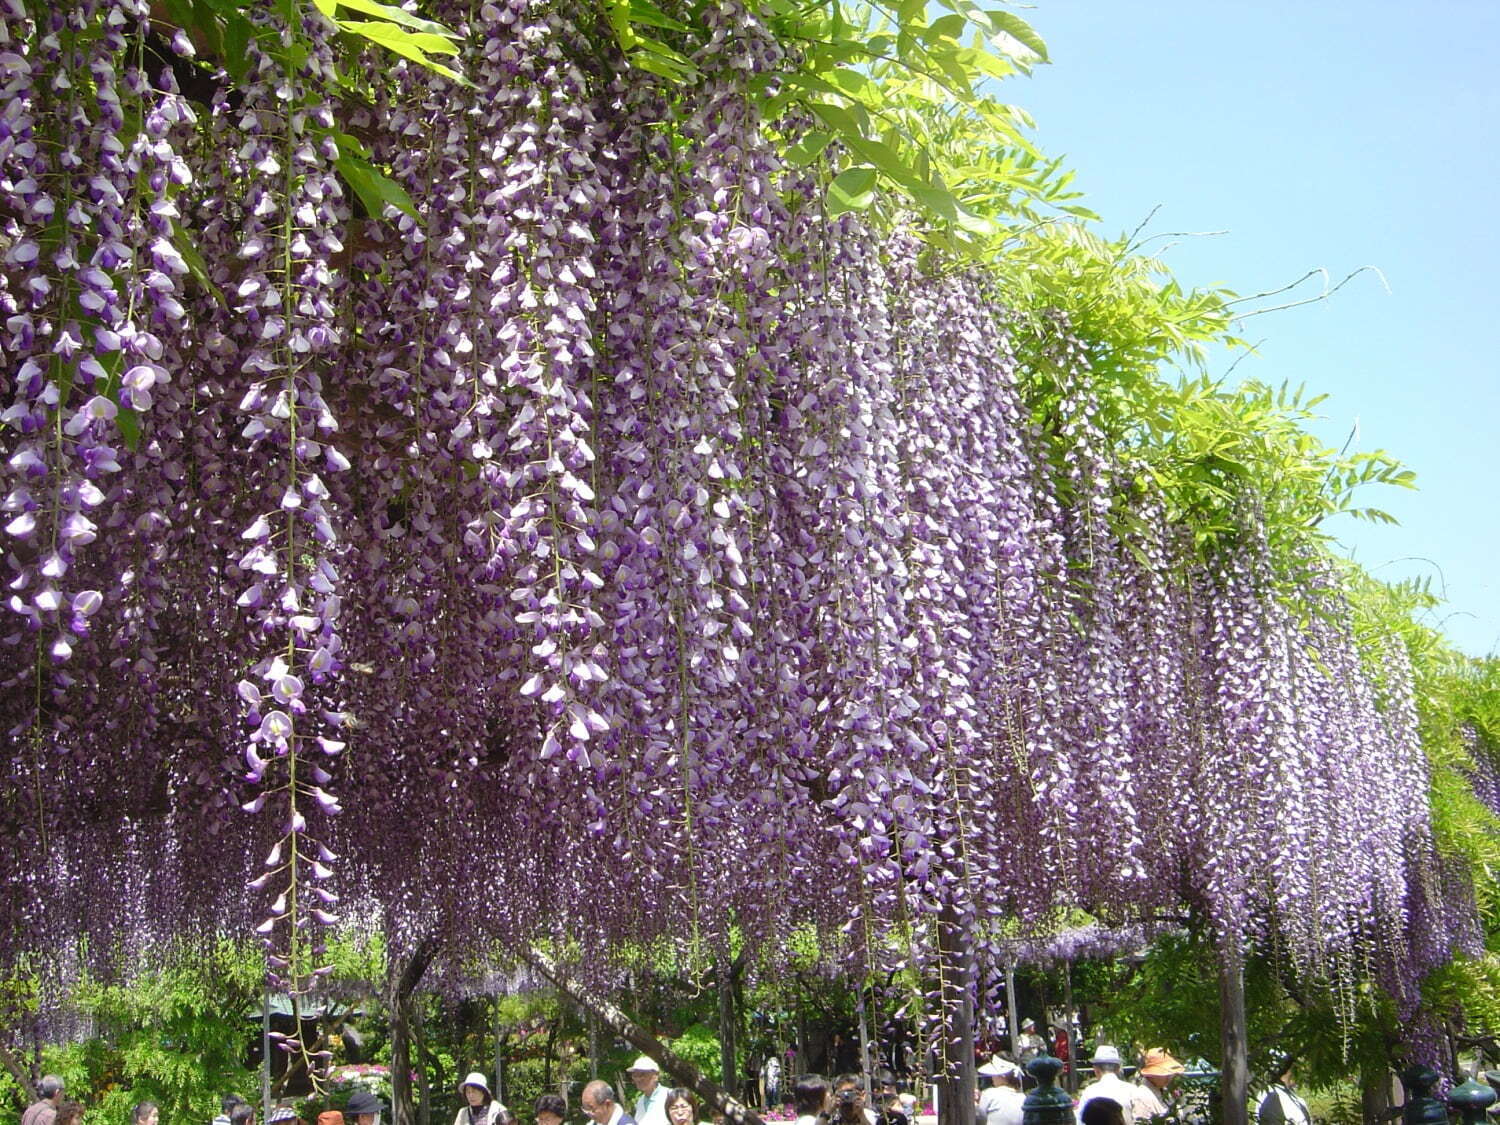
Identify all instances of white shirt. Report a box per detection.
[978,1086,1025,1125]
[635,1084,670,1125]
[1256,1085,1311,1125]
[454,1104,507,1125]
[1077,1073,1140,1124]
[1128,1081,1168,1120]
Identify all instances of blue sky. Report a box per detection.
[1007,1,1500,656]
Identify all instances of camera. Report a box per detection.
[836,1091,860,1106]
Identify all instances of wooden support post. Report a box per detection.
[389,939,438,1125]
[935,903,976,1125]
[261,991,273,1121]
[1062,962,1076,1095]
[718,956,738,1096]
[1217,945,1248,1125]
[1004,961,1019,1061]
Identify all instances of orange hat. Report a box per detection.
[318,1112,346,1125]
[1139,1049,1185,1077]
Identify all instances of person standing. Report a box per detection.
[534,1094,567,1125]
[23,1076,66,1125]
[761,1051,783,1111]
[976,1059,1024,1125]
[627,1057,669,1125]
[345,1090,384,1125]
[53,1104,84,1125]
[664,1088,710,1125]
[1129,1049,1184,1122]
[1076,1046,1137,1125]
[791,1074,831,1125]
[213,1096,246,1125]
[133,1102,161,1125]
[1255,1061,1311,1125]
[1079,1100,1125,1125]
[455,1072,508,1125]
[1015,1021,1046,1063]
[582,1081,636,1125]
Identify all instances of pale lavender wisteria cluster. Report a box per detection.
[0,0,1463,1061]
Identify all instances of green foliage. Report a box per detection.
[665,1023,722,1081]
[42,941,265,1125]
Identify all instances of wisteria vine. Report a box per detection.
[0,0,1466,1071]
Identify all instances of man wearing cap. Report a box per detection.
[1015,1020,1046,1063]
[976,1058,1024,1125]
[346,1090,384,1125]
[1076,1046,1138,1125]
[1129,1050,1184,1122]
[456,1072,509,1125]
[627,1056,670,1125]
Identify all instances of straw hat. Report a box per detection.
[1139,1049,1185,1078]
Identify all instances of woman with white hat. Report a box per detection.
[976,1058,1025,1125]
[455,1073,508,1125]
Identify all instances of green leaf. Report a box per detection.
[938,0,1049,65]
[170,220,226,308]
[910,185,958,223]
[628,46,698,82]
[783,131,835,168]
[841,133,922,190]
[222,10,252,80]
[982,8,1049,63]
[334,145,420,222]
[114,405,142,452]
[808,100,872,142]
[625,0,691,33]
[826,167,878,216]
[336,20,458,55]
[312,0,337,17]
[325,0,456,36]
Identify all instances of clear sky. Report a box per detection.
[1008,0,1500,656]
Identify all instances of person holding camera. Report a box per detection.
[830,1076,875,1125]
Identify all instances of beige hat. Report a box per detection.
[977,1058,1022,1079]
[628,1056,660,1073]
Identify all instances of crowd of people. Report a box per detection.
[17,1041,1311,1125]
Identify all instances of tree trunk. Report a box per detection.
[1003,962,1019,1066]
[494,1002,506,1105]
[1360,1062,1392,1123]
[589,1014,600,1079]
[543,1016,557,1092]
[1216,946,1248,1125]
[935,902,976,1125]
[389,938,438,1125]
[520,947,765,1125]
[1062,963,1076,1095]
[414,998,435,1125]
[717,955,738,1095]
[0,1040,34,1111]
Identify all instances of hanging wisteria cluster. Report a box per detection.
[0,0,1465,1053]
